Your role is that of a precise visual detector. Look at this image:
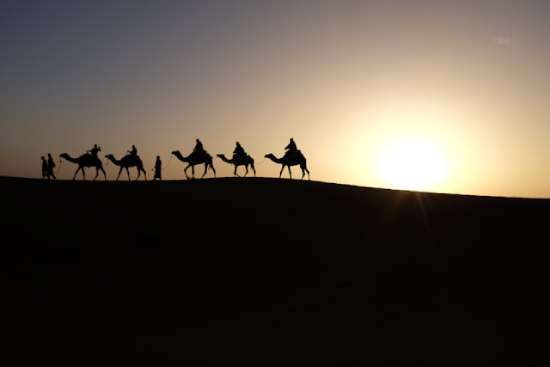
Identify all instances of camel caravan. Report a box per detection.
[55,138,310,181]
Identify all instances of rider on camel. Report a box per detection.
[127,145,138,157]
[233,141,246,161]
[285,138,298,158]
[87,144,101,158]
[192,139,205,158]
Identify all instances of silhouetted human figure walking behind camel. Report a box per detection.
[47,153,56,180]
[41,156,48,179]
[153,156,162,180]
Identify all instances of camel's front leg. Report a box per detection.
[81,167,86,180]
[184,164,191,179]
[116,167,123,181]
[73,167,80,180]
[234,165,239,177]
[279,165,285,178]
[136,167,141,180]
[244,165,249,177]
[201,163,208,178]
[287,165,292,179]
[126,167,131,181]
[94,167,99,181]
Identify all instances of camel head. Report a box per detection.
[216,154,225,158]
[171,150,186,160]
[265,153,275,159]
[59,153,70,160]
[104,154,115,160]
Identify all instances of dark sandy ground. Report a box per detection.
[2,176,550,365]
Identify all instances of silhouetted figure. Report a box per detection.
[233,141,246,160]
[87,144,101,158]
[191,139,205,159]
[217,142,256,176]
[153,156,162,180]
[105,154,147,181]
[41,156,48,179]
[47,153,56,180]
[127,145,138,157]
[172,145,216,179]
[285,138,297,153]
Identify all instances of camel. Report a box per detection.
[265,151,310,179]
[217,153,256,177]
[171,150,216,179]
[105,154,147,181]
[59,153,107,180]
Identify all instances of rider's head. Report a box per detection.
[41,156,45,160]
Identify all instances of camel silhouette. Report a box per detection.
[217,154,256,177]
[265,151,310,179]
[59,153,107,180]
[105,154,147,181]
[171,150,216,179]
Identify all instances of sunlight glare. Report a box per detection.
[377,138,448,191]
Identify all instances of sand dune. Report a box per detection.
[3,176,549,365]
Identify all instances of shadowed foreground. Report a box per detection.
[3,177,550,365]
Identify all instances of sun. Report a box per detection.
[376,137,448,191]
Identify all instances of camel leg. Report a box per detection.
[279,165,284,178]
[81,168,86,180]
[211,163,216,177]
[201,163,208,178]
[244,165,248,177]
[116,167,123,181]
[191,165,195,178]
[234,165,238,177]
[251,163,256,176]
[100,167,107,181]
[184,164,191,179]
[142,167,147,181]
[287,165,292,179]
[94,167,99,181]
[136,167,141,180]
[73,167,80,180]
[126,167,131,181]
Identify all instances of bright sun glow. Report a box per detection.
[377,137,448,191]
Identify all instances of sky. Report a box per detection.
[2,0,550,197]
